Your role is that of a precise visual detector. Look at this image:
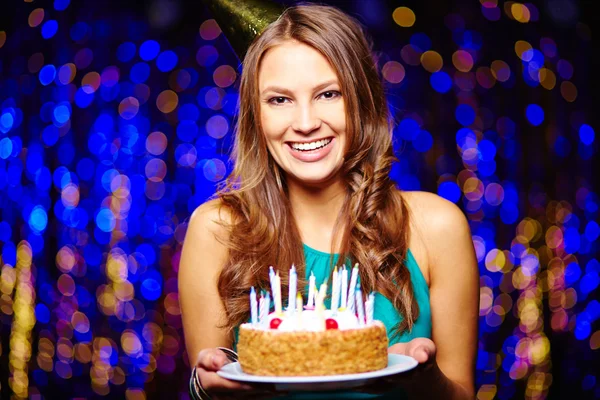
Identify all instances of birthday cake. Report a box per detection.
[237,266,389,376]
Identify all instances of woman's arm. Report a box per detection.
[179,199,232,365]
[404,191,479,399]
[179,201,283,399]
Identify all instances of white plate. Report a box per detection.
[217,354,418,391]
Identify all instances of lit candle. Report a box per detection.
[355,284,365,326]
[288,264,297,313]
[366,292,375,325]
[274,272,282,315]
[316,281,328,330]
[307,271,316,308]
[347,264,359,314]
[341,266,348,309]
[250,286,258,326]
[331,266,340,313]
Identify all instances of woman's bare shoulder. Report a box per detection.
[400,190,469,236]
[399,190,471,261]
[187,198,232,239]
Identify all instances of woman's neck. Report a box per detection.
[286,176,347,250]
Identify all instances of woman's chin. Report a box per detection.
[287,171,341,188]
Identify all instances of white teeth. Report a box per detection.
[290,138,332,151]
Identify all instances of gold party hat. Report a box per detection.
[201,0,285,60]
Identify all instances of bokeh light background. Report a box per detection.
[0,0,598,398]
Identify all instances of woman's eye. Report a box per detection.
[320,91,341,100]
[269,96,289,105]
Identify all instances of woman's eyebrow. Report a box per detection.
[260,79,339,96]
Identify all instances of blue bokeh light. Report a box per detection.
[430,71,452,93]
[140,40,160,61]
[41,20,59,39]
[579,124,595,145]
[438,181,461,203]
[525,104,544,126]
[156,50,178,72]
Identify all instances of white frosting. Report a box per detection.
[244,309,373,332]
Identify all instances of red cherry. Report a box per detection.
[270,318,282,329]
[325,318,339,330]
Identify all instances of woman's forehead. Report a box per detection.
[258,41,338,93]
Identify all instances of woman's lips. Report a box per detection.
[286,137,335,162]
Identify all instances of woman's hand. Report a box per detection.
[388,337,437,365]
[195,348,285,399]
[357,338,441,396]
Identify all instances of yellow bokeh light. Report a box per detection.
[452,50,474,72]
[477,384,497,400]
[56,246,76,273]
[420,51,443,73]
[562,288,577,309]
[479,286,494,316]
[156,90,179,113]
[61,183,80,208]
[530,335,550,365]
[75,343,92,363]
[392,7,416,27]
[82,72,101,94]
[590,330,600,350]
[58,63,77,85]
[515,40,533,60]
[511,3,531,23]
[490,60,511,82]
[464,177,484,201]
[0,31,6,49]
[560,81,578,102]
[485,249,506,273]
[121,330,143,357]
[28,8,45,28]
[538,68,556,90]
[126,388,147,400]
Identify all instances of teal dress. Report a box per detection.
[233,244,432,399]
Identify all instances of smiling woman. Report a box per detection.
[259,41,346,183]
[179,3,478,400]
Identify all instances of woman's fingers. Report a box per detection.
[389,338,437,364]
[197,368,253,391]
[407,338,436,363]
[196,348,233,371]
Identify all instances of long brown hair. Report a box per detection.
[215,3,418,340]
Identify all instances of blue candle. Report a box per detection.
[288,264,297,313]
[250,286,258,326]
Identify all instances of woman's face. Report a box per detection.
[258,40,346,186]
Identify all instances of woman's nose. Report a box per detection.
[291,104,321,134]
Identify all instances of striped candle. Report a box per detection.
[269,266,276,297]
[263,291,271,326]
[331,266,340,313]
[307,271,316,308]
[355,284,365,326]
[347,264,359,314]
[288,264,297,313]
[366,292,375,325]
[250,286,258,326]
[274,272,282,315]
[341,266,348,309]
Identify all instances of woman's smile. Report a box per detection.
[286,137,335,162]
